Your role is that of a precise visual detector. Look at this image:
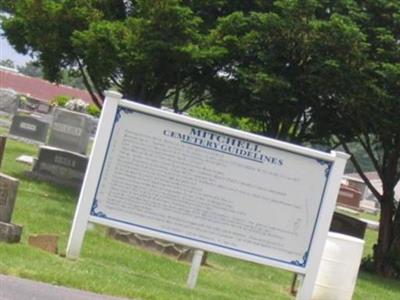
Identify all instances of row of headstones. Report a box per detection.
[9,108,92,189]
[0,88,51,115]
[9,108,92,154]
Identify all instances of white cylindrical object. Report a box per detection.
[312,232,365,300]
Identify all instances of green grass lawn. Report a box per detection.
[0,137,399,300]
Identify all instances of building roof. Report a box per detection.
[344,171,381,183]
[0,67,93,104]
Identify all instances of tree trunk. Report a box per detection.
[373,192,397,277]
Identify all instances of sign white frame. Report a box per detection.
[67,91,349,299]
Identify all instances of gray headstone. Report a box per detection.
[330,212,367,239]
[30,146,88,189]
[32,112,53,124]
[0,113,11,128]
[47,108,91,154]
[0,173,19,223]
[89,116,99,137]
[9,115,49,143]
[0,89,19,115]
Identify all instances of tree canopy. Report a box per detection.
[2,0,225,108]
[206,1,367,143]
[0,59,16,69]
[0,0,15,13]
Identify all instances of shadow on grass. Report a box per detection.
[18,173,79,200]
[354,271,400,300]
[359,271,400,288]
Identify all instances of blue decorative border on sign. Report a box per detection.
[115,106,135,123]
[290,251,309,267]
[90,106,135,216]
[317,159,333,178]
[90,104,334,269]
[91,198,107,218]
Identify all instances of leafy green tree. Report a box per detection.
[17,61,86,89]
[311,0,400,278]
[0,0,15,13]
[206,1,366,144]
[2,0,112,106]
[2,0,220,108]
[1,1,279,109]
[17,61,43,78]
[0,59,15,68]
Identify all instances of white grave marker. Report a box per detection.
[67,91,348,299]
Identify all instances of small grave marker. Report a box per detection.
[28,234,59,254]
[16,155,35,166]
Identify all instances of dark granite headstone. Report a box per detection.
[0,173,19,223]
[47,108,91,154]
[330,212,367,239]
[9,115,49,143]
[29,145,88,189]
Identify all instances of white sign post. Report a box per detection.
[187,249,204,289]
[67,91,349,300]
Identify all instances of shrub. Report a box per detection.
[87,104,101,117]
[52,95,71,107]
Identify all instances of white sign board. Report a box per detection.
[67,92,348,300]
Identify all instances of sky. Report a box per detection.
[0,13,32,66]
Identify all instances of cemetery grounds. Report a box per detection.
[0,127,400,300]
